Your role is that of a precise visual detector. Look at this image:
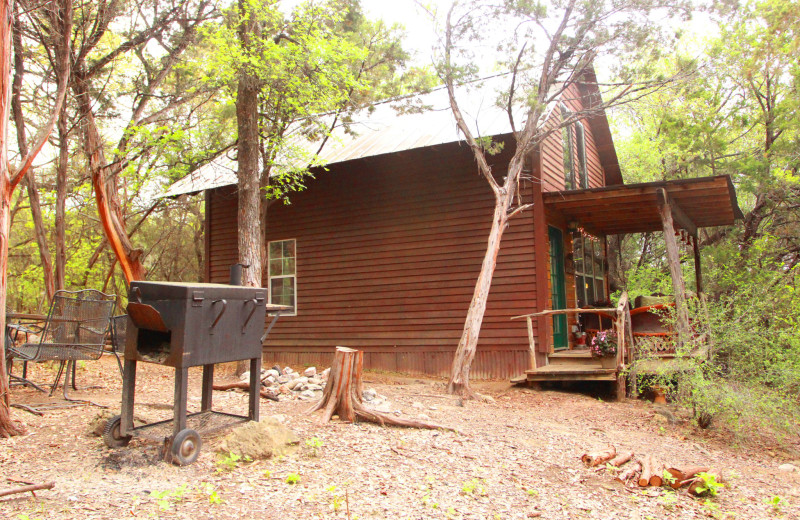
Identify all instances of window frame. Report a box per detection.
[560,103,575,190]
[575,121,588,188]
[572,236,606,307]
[267,238,297,316]
[560,103,589,191]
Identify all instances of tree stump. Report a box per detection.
[308,347,450,430]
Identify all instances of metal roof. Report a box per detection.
[164,75,532,198]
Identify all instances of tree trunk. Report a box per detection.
[656,189,690,347]
[0,0,71,437]
[73,72,145,284]
[11,16,55,301]
[309,347,449,430]
[447,200,509,398]
[0,0,24,438]
[54,94,68,291]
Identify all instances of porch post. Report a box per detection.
[692,235,704,295]
[531,149,551,366]
[656,188,691,348]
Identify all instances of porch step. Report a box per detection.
[523,365,617,382]
[547,349,596,366]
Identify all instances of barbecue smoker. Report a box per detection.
[103,271,285,465]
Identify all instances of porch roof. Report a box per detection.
[543,175,743,236]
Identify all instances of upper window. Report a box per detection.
[560,103,575,189]
[268,239,296,315]
[573,236,606,307]
[560,103,588,190]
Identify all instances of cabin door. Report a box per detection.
[548,226,568,350]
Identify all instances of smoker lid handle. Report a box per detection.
[210,299,227,332]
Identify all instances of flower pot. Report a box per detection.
[599,356,617,369]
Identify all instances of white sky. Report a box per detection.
[361,0,443,67]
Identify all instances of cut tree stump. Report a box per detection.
[308,347,449,430]
[581,446,616,467]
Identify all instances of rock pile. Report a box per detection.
[240,365,330,401]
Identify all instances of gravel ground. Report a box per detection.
[1,356,799,520]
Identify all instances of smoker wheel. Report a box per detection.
[171,428,202,466]
[103,415,132,448]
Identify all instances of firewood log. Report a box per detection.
[649,457,664,487]
[686,470,723,496]
[665,465,710,489]
[608,451,634,468]
[581,446,616,467]
[616,461,641,484]
[639,455,653,487]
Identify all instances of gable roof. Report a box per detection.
[164,71,621,197]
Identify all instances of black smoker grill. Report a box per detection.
[103,276,285,465]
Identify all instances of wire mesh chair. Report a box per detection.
[7,289,114,402]
[109,315,127,377]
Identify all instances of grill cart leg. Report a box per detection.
[173,367,189,435]
[201,364,214,412]
[120,359,137,435]
[249,357,261,422]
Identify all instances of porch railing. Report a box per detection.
[511,291,634,375]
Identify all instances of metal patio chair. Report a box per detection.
[6,289,114,403]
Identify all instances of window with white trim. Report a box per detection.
[268,239,296,314]
[573,236,606,307]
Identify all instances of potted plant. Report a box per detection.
[590,329,618,368]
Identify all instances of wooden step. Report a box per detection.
[547,349,597,366]
[524,364,617,382]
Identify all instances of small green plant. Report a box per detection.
[285,473,301,485]
[526,488,539,497]
[199,483,223,505]
[149,484,189,511]
[446,506,458,519]
[695,472,724,497]
[461,478,486,496]
[215,451,251,472]
[264,469,272,478]
[764,495,787,514]
[305,437,323,457]
[657,491,678,510]
[662,469,677,486]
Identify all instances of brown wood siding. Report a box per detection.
[541,83,606,192]
[207,142,537,379]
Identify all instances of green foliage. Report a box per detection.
[285,473,301,485]
[694,472,724,497]
[149,484,189,511]
[216,451,252,472]
[460,478,486,497]
[305,436,323,457]
[764,495,788,514]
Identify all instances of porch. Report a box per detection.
[511,175,743,398]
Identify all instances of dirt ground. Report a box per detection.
[1,356,799,520]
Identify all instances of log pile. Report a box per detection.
[581,445,722,496]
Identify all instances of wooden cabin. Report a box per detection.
[167,72,742,384]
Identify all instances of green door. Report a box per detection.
[548,226,568,350]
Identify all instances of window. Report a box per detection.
[573,236,606,307]
[560,103,588,190]
[575,121,588,188]
[560,103,575,189]
[268,239,296,314]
